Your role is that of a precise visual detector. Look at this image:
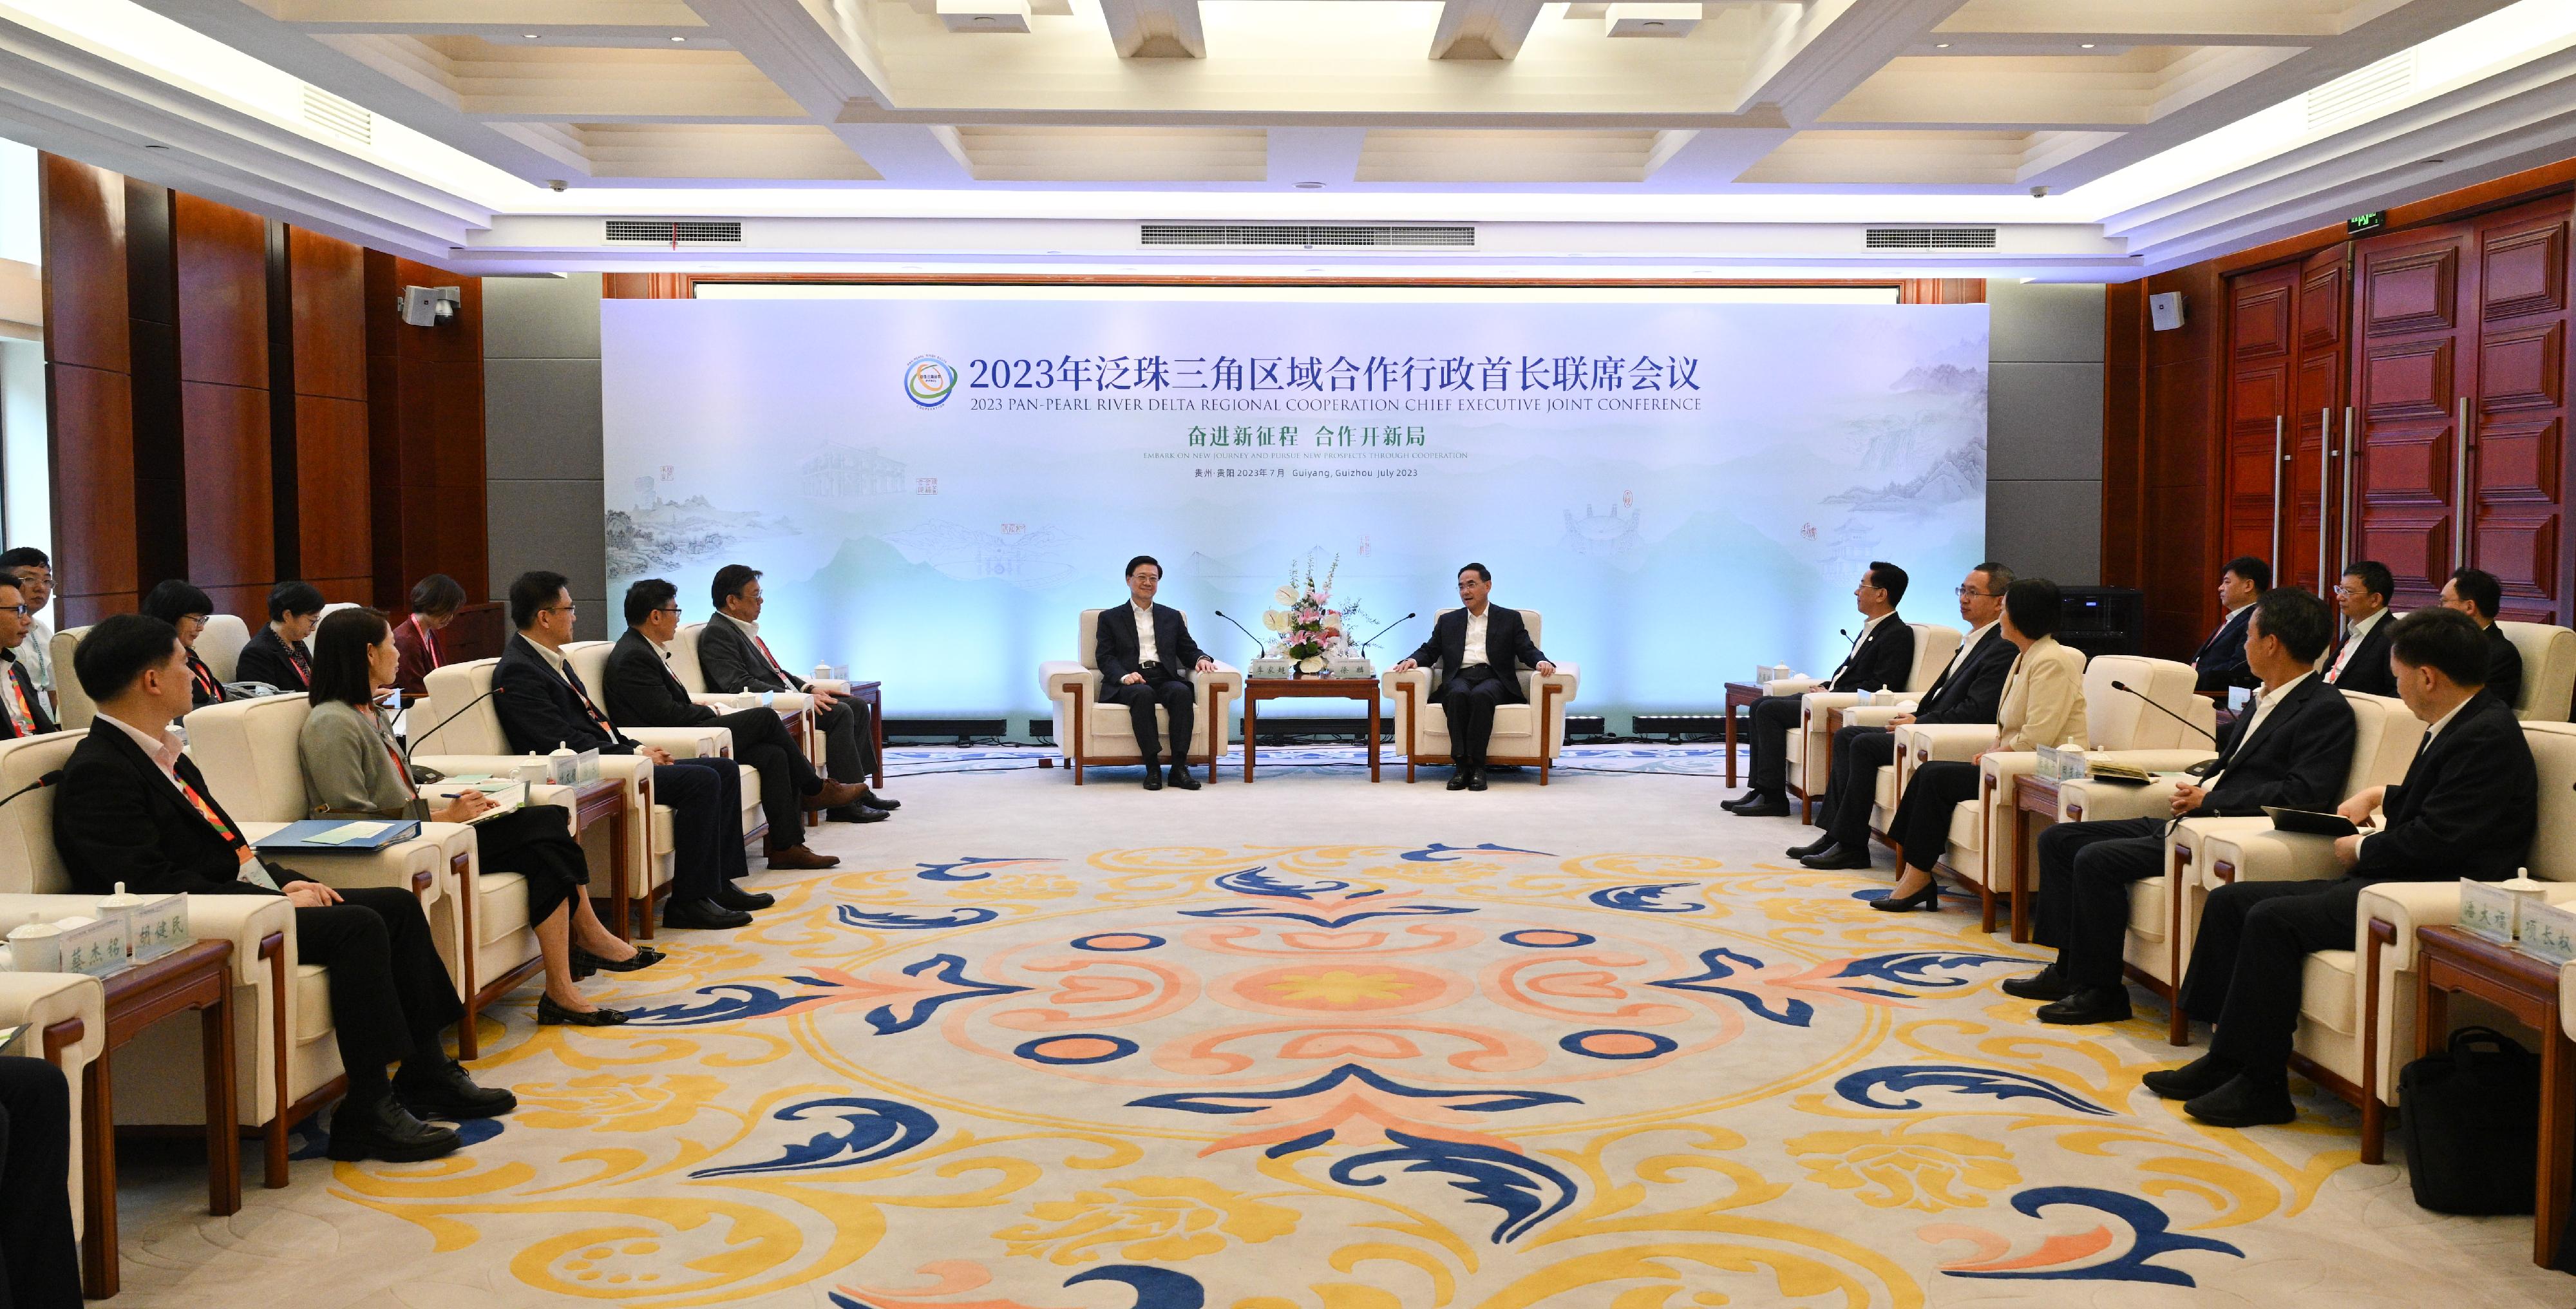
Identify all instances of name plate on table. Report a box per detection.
[56,916,129,979]
[116,893,187,962]
[1327,657,1375,680]
[2459,879,2525,943]
[2516,899,2576,968]
[1247,658,1296,679]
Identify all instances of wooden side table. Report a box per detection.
[2414,924,2570,1265]
[2006,772,2068,943]
[86,939,240,1298]
[566,776,641,939]
[843,680,886,788]
[1722,682,1765,788]
[1243,678,1381,783]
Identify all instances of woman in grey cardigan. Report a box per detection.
[299,608,656,1026]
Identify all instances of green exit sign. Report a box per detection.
[2349,211,2386,233]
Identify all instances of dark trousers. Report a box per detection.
[473,805,589,928]
[294,886,465,1075]
[1440,667,1510,769]
[1815,725,1898,846]
[812,698,879,785]
[2177,877,2369,1079]
[1889,759,1980,874]
[707,707,821,846]
[1746,694,1803,794]
[651,757,750,903]
[2032,817,2168,988]
[0,1056,79,1309]
[1101,670,1195,767]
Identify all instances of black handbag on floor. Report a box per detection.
[2396,1026,2539,1214]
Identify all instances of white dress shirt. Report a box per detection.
[96,711,189,796]
[1131,602,1160,664]
[2199,671,2309,793]
[1461,606,1490,667]
[2325,606,2389,683]
[1937,620,1998,687]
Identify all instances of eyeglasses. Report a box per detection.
[1953,586,2003,598]
[0,604,26,616]
[545,604,578,615]
[655,606,683,616]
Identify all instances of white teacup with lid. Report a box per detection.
[6,921,62,973]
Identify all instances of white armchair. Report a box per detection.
[1893,654,2208,935]
[184,694,547,1062]
[0,970,102,1240]
[563,640,768,850]
[0,731,319,1189]
[414,659,670,939]
[2498,620,2576,721]
[49,625,89,730]
[1786,622,1960,821]
[672,621,824,776]
[1042,609,1242,783]
[198,614,251,684]
[2196,718,2576,1164]
[1382,609,1580,784]
[2044,690,2425,1044]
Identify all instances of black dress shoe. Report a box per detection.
[574,946,663,976]
[1998,964,2069,1002]
[328,1092,460,1163]
[1165,765,1200,791]
[714,883,774,912]
[1798,843,1873,870]
[858,792,900,811]
[828,803,889,823]
[2184,1074,2297,1127]
[2034,986,2133,1026]
[538,994,633,1027]
[1446,772,1470,792]
[2143,1053,2239,1101]
[663,899,753,930]
[1142,770,1164,792]
[395,1060,517,1120]
[1870,879,1942,912]
[1720,791,1769,814]
[1786,834,1836,859]
[1728,794,1791,817]
[1466,767,1488,792]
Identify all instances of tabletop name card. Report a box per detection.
[2459,872,2549,944]
[2515,898,2576,968]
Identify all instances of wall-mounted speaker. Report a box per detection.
[2148,291,2186,332]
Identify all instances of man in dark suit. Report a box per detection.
[697,564,896,823]
[2192,557,2268,694]
[604,578,866,870]
[0,577,54,741]
[2441,566,2524,712]
[233,579,324,693]
[1390,562,1557,793]
[1095,554,1218,791]
[53,615,513,1163]
[2149,607,2537,1127]
[1793,562,2019,869]
[2322,560,2398,697]
[2007,587,2358,1025]
[493,571,764,930]
[1725,561,1916,817]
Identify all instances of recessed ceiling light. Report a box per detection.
[1294,181,1325,189]
[670,35,687,43]
[1934,43,1949,48]
[2079,43,2096,48]
[144,143,168,150]
[523,33,539,39]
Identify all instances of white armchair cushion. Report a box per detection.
[198,614,251,684]
[2498,621,2576,721]
[1379,613,1578,777]
[1044,609,1244,769]
[0,971,103,1236]
[48,626,91,731]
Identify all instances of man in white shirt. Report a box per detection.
[1095,555,1218,790]
[1,548,53,712]
[2322,560,2398,697]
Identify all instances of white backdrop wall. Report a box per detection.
[594,288,1989,721]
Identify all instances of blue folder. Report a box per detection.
[251,819,423,852]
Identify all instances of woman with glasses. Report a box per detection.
[140,579,229,709]
[297,607,657,1026]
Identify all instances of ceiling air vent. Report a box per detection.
[301,85,372,146]
[604,220,745,244]
[1865,227,1998,250]
[2306,51,2415,131]
[1141,224,1475,248]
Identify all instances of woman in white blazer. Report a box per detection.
[1876,578,2088,912]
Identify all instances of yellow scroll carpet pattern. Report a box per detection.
[319,844,2397,1307]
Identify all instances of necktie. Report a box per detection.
[753,633,789,680]
[560,661,618,737]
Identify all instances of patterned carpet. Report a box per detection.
[108,750,2569,1308]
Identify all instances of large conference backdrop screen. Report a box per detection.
[601,285,1990,727]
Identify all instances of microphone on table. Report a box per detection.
[0,770,62,807]
[1356,612,1419,656]
[2110,680,2219,746]
[1209,611,1267,655]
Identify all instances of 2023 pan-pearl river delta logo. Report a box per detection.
[905,356,958,408]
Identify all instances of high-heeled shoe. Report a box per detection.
[1869,879,1942,912]
[573,946,663,979]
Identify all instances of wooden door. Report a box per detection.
[2350,219,2476,612]
[2222,261,2300,582]
[2465,195,2575,622]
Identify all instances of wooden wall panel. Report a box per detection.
[38,155,126,374]
[126,178,186,592]
[296,394,373,589]
[173,193,269,389]
[2135,262,2225,661]
[169,193,274,624]
[288,227,366,401]
[178,381,273,615]
[44,367,135,627]
[365,251,488,612]
[2101,280,2145,592]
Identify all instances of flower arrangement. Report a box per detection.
[1260,552,1362,675]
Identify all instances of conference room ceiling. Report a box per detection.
[8,0,2576,276]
